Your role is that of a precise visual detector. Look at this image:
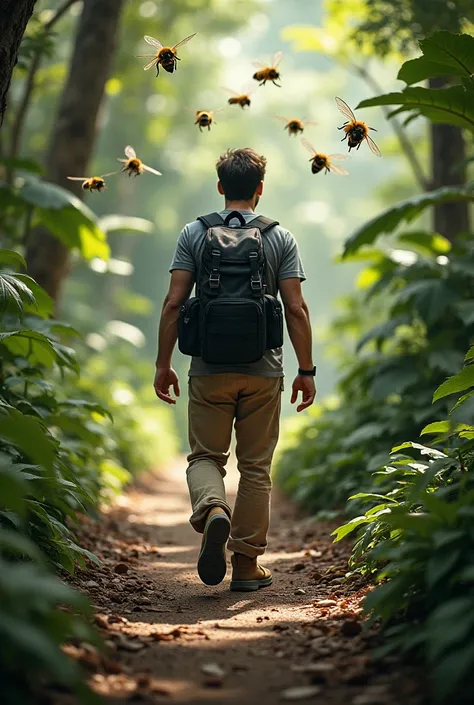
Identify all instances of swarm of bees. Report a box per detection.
[67,34,382,189]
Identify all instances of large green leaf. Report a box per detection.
[0,406,57,470]
[0,250,27,271]
[98,214,154,235]
[398,32,474,85]
[0,330,57,368]
[433,365,474,402]
[342,187,474,256]
[357,86,474,133]
[19,178,109,261]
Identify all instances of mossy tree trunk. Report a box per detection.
[26,0,126,302]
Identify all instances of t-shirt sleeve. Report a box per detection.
[169,226,196,273]
[278,230,306,282]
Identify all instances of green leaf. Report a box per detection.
[391,441,446,459]
[0,330,57,368]
[0,250,27,271]
[357,86,474,133]
[98,214,154,234]
[465,346,474,361]
[396,231,451,256]
[14,274,54,317]
[433,365,474,402]
[398,32,474,85]
[0,272,36,317]
[0,406,57,470]
[18,178,109,261]
[342,187,474,257]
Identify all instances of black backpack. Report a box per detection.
[178,210,284,364]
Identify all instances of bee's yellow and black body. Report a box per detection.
[228,95,251,109]
[253,67,281,87]
[285,119,304,136]
[339,120,370,151]
[157,47,179,75]
[82,177,106,193]
[195,110,213,131]
[310,155,330,175]
[122,158,143,177]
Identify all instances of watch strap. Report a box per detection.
[298,366,316,377]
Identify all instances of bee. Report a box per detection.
[252,50,283,87]
[187,108,223,132]
[66,173,117,192]
[273,115,318,136]
[118,146,162,177]
[222,85,255,109]
[138,33,196,76]
[335,97,381,156]
[302,138,349,176]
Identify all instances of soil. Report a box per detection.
[57,458,426,705]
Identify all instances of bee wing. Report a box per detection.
[301,137,316,156]
[252,61,267,69]
[67,176,88,181]
[172,33,196,50]
[125,145,136,159]
[328,163,349,176]
[366,134,382,157]
[273,115,291,123]
[142,164,162,176]
[143,57,158,71]
[222,87,239,96]
[214,108,225,113]
[144,35,163,49]
[328,153,348,161]
[335,96,356,121]
[272,50,283,67]
[303,120,319,127]
[101,171,119,178]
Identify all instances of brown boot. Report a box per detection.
[197,507,230,586]
[230,553,273,592]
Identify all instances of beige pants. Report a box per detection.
[186,374,282,558]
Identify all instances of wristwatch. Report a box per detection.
[298,366,316,376]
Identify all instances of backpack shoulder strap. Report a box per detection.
[196,212,225,229]
[246,215,279,234]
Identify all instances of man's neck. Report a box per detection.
[224,199,255,212]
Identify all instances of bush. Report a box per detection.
[334,348,474,703]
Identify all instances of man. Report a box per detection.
[154,148,316,591]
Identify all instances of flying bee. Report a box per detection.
[118,146,162,177]
[187,108,223,132]
[222,85,255,109]
[137,33,196,76]
[302,138,349,176]
[335,97,381,156]
[252,50,283,86]
[66,172,118,193]
[273,115,318,136]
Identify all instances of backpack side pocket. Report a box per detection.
[264,294,284,350]
[178,297,201,357]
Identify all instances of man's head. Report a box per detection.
[216,148,266,207]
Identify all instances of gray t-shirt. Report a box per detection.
[169,209,305,377]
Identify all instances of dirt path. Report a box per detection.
[63,458,424,705]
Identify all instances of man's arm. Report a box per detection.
[279,277,316,412]
[154,269,194,404]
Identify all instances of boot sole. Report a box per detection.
[197,514,230,586]
[229,575,273,592]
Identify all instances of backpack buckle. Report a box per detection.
[209,271,220,288]
[251,277,262,291]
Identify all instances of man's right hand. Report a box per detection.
[290,374,316,413]
[154,367,180,405]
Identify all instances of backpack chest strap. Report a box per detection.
[249,251,264,295]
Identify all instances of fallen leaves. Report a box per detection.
[281,685,322,700]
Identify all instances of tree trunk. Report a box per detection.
[0,0,37,128]
[429,77,470,241]
[25,0,125,302]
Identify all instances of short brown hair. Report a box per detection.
[216,148,266,200]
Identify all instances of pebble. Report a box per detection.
[281,685,322,700]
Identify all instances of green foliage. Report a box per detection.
[398,31,474,85]
[333,377,474,703]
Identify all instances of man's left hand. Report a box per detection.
[154,367,180,405]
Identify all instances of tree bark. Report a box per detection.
[26,0,125,302]
[0,0,37,128]
[429,77,470,241]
